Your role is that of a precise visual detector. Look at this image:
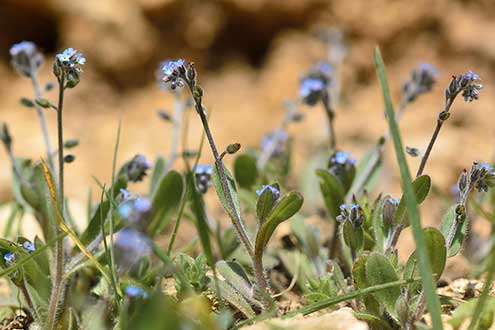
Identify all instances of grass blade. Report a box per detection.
[467,247,495,330]
[373,46,443,330]
[283,277,420,317]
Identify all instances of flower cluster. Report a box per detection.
[194,164,213,194]
[256,184,280,201]
[120,154,152,182]
[118,189,152,229]
[456,162,495,205]
[402,63,439,103]
[161,59,188,90]
[446,71,483,103]
[382,197,400,227]
[54,48,86,88]
[299,61,333,106]
[336,203,364,227]
[10,41,44,77]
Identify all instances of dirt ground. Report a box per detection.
[1,0,495,270]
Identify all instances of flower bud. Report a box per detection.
[226,143,241,154]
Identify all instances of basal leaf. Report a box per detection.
[365,252,401,313]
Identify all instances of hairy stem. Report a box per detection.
[46,78,65,330]
[416,97,455,177]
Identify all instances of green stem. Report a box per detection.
[322,91,336,150]
[416,97,455,177]
[46,78,65,330]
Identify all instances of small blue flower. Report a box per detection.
[390,198,401,205]
[162,59,187,90]
[23,241,35,253]
[333,151,356,165]
[349,203,359,210]
[120,188,133,201]
[162,59,185,76]
[4,252,14,264]
[56,48,86,70]
[10,41,44,77]
[256,185,280,200]
[194,164,213,176]
[464,71,480,81]
[481,162,493,172]
[125,285,149,298]
[299,78,325,104]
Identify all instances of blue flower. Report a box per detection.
[120,188,133,202]
[332,151,356,166]
[390,198,401,206]
[194,164,213,176]
[481,162,493,172]
[446,70,483,102]
[10,41,44,77]
[349,203,359,210]
[118,194,152,229]
[23,241,35,253]
[118,203,133,220]
[194,164,214,194]
[299,78,326,105]
[162,59,187,90]
[3,252,14,264]
[56,48,86,67]
[125,285,149,298]
[256,185,280,200]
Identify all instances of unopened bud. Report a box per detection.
[20,97,35,108]
[64,154,75,163]
[439,111,450,121]
[226,143,241,154]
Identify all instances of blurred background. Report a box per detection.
[1,0,494,266]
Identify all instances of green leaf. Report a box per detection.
[234,154,258,189]
[256,187,276,223]
[255,192,303,251]
[404,228,447,295]
[316,169,345,219]
[393,175,431,226]
[440,206,468,257]
[374,47,443,330]
[354,312,393,330]
[213,163,242,223]
[148,170,184,237]
[187,172,215,268]
[365,253,401,313]
[80,176,127,245]
[149,156,165,196]
[371,195,389,252]
[216,260,261,308]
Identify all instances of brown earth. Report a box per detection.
[1,0,495,269]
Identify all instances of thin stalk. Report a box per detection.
[322,91,336,150]
[31,73,54,170]
[46,78,65,330]
[416,97,455,177]
[187,83,254,258]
